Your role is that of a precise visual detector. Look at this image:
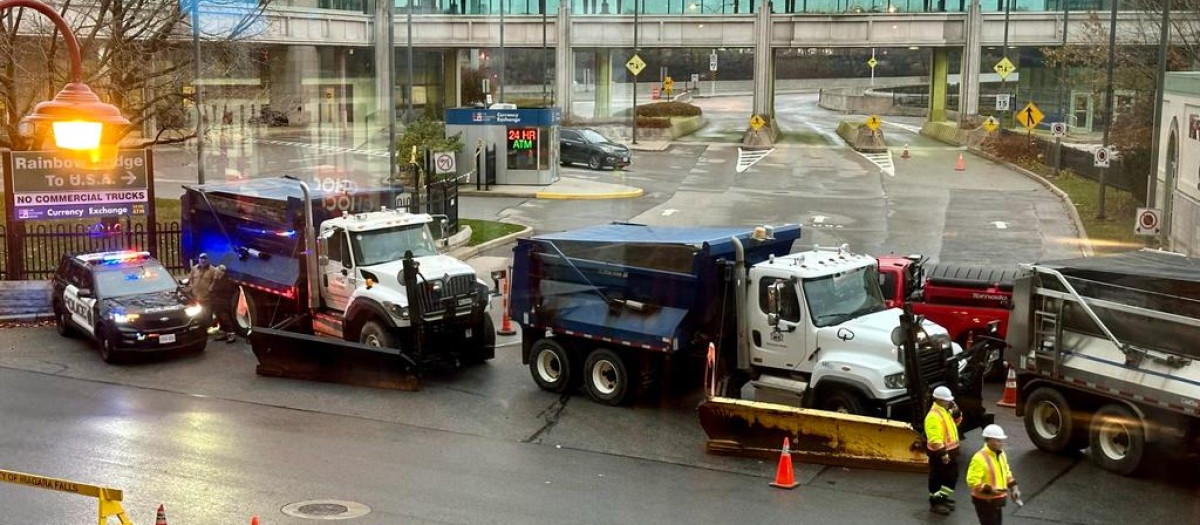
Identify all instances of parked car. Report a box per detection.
[52,251,207,363]
[560,128,631,170]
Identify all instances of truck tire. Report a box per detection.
[818,387,867,416]
[358,320,396,348]
[1024,387,1086,454]
[583,348,633,406]
[1088,403,1146,476]
[529,339,574,393]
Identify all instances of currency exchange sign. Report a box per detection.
[7,150,151,220]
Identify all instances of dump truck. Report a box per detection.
[877,255,1017,379]
[181,177,494,388]
[510,224,990,471]
[1006,250,1200,475]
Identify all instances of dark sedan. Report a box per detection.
[560,128,631,170]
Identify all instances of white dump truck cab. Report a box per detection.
[745,246,958,417]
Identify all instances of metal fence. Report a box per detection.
[1006,129,1136,194]
[1,222,185,281]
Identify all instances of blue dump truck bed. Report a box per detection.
[510,223,801,353]
[181,177,403,297]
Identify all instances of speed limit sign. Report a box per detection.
[1135,207,1162,236]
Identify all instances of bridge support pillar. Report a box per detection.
[747,1,776,145]
[594,49,612,118]
[270,44,320,126]
[958,0,983,124]
[443,49,464,109]
[555,3,574,118]
[928,48,950,122]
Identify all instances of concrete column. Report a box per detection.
[958,0,983,123]
[594,49,612,118]
[928,48,950,122]
[374,0,393,117]
[443,49,464,109]
[555,3,574,117]
[751,1,773,118]
[269,44,320,126]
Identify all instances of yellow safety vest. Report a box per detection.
[967,446,1015,500]
[924,403,960,452]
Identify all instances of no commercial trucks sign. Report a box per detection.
[6,150,151,220]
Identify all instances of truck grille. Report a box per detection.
[918,345,949,385]
[417,274,476,314]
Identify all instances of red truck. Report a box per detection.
[876,255,1016,380]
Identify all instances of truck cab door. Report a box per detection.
[749,274,808,371]
[320,228,355,312]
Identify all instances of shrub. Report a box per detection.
[636,101,702,118]
[636,116,671,129]
[985,133,1043,166]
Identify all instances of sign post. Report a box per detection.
[709,51,718,96]
[1051,122,1067,176]
[626,53,646,144]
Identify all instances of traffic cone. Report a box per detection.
[770,437,801,489]
[955,153,966,172]
[497,270,516,336]
[901,144,910,159]
[250,516,259,525]
[155,505,167,525]
[997,367,1018,408]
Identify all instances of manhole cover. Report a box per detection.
[281,500,371,520]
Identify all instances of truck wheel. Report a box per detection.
[583,348,632,406]
[1024,387,1085,454]
[529,339,574,393]
[358,320,395,348]
[818,388,867,416]
[1088,403,1146,476]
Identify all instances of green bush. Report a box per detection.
[636,101,702,118]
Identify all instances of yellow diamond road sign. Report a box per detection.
[983,116,999,132]
[865,115,882,131]
[626,54,646,77]
[663,76,674,90]
[1016,101,1044,130]
[994,57,1016,80]
[867,57,878,69]
[750,114,766,131]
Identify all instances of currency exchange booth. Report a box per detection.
[445,106,561,186]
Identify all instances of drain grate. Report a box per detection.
[281,500,371,520]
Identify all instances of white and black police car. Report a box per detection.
[52,251,208,362]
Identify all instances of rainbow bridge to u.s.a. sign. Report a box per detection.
[5,150,150,220]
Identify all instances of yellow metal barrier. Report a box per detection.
[0,468,133,525]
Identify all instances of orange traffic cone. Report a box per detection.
[497,270,516,336]
[770,437,801,489]
[901,144,910,159]
[155,505,167,525]
[955,153,966,171]
[997,367,1018,408]
[250,516,259,525]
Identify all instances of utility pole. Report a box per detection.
[542,0,549,104]
[499,0,506,102]
[1147,0,1171,215]
[632,0,639,144]
[1002,0,1010,128]
[387,0,398,184]
[405,0,414,120]
[1098,0,1119,219]
[192,1,204,184]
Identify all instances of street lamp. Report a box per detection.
[6,0,129,162]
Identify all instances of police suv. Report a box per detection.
[52,251,208,362]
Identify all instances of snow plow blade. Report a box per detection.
[249,323,420,391]
[698,397,928,472]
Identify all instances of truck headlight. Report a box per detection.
[385,302,409,320]
[884,372,906,389]
[185,304,203,317]
[111,313,140,324]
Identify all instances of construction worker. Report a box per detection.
[924,385,963,515]
[967,424,1020,525]
[187,253,219,330]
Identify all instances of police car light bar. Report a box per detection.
[80,251,152,265]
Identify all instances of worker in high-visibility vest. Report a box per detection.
[924,386,963,515]
[967,424,1022,525]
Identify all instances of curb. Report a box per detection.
[969,149,1095,258]
[459,188,539,199]
[534,187,644,200]
[0,312,52,323]
[447,223,533,260]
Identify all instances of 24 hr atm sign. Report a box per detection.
[6,150,150,220]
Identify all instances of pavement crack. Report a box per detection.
[521,394,570,444]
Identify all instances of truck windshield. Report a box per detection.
[352,224,438,266]
[95,264,178,298]
[802,266,888,328]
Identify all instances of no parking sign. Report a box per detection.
[1135,207,1162,236]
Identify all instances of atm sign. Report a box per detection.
[507,128,539,151]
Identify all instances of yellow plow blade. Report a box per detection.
[698,397,929,472]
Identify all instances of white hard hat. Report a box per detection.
[932,386,954,401]
[982,424,1008,440]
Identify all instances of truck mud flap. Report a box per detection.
[698,397,929,473]
[249,326,420,391]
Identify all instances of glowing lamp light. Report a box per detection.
[51,120,103,150]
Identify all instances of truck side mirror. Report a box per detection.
[318,255,329,267]
[766,281,784,327]
[890,326,903,347]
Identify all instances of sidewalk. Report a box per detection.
[459,172,643,200]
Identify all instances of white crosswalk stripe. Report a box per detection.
[255,139,391,158]
[735,147,775,173]
[859,150,895,177]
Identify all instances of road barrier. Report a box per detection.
[0,468,133,525]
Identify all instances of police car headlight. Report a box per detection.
[884,372,907,389]
[111,313,140,324]
[185,304,203,317]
